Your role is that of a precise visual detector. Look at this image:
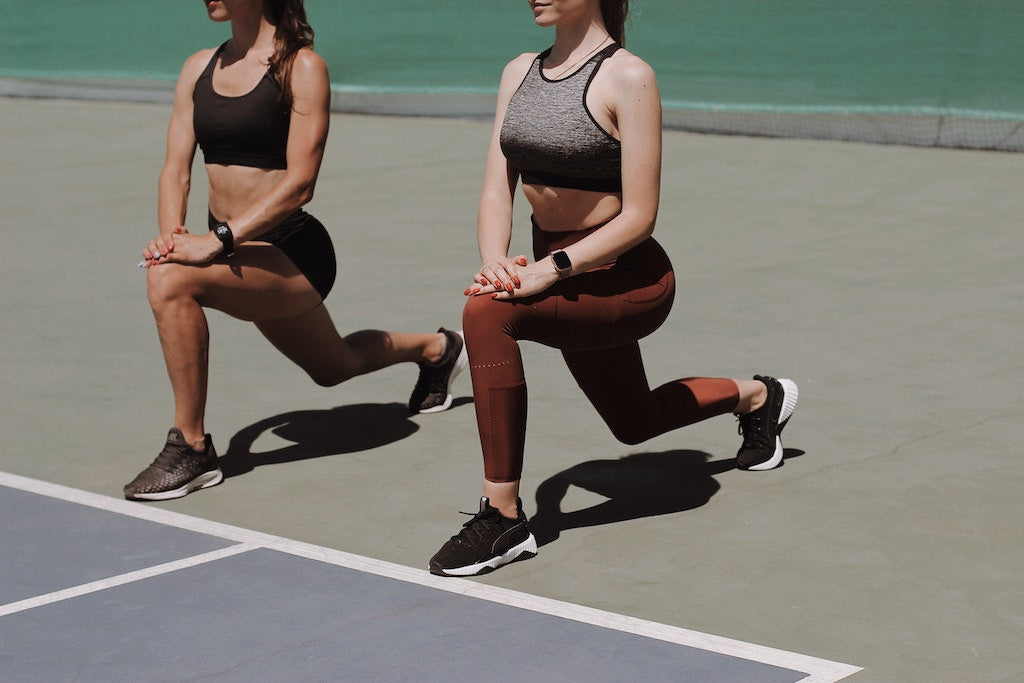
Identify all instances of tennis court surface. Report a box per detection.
[2,474,858,681]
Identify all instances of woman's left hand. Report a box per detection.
[470,259,560,300]
[144,226,223,267]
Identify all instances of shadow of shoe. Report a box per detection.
[529,450,733,547]
[218,402,419,479]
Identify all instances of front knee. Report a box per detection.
[146,263,198,310]
[462,293,516,341]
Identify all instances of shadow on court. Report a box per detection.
[531,448,805,546]
[218,402,423,478]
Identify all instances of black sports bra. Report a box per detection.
[192,44,290,170]
[500,44,622,193]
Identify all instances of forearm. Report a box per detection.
[477,195,515,262]
[157,165,191,236]
[217,172,316,245]
[551,206,656,275]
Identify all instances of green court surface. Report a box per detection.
[2,96,1022,681]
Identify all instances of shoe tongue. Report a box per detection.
[166,428,187,445]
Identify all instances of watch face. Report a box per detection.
[552,250,572,271]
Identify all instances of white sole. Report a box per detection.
[128,469,224,501]
[435,533,538,577]
[416,330,469,414]
[746,379,798,471]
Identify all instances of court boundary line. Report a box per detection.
[1,472,862,682]
[0,543,257,618]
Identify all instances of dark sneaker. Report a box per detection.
[736,376,799,471]
[429,497,538,577]
[124,428,223,501]
[408,328,468,414]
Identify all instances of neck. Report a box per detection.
[228,7,277,56]
[551,18,610,62]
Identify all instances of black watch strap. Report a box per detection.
[212,222,235,257]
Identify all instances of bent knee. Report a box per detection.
[462,293,518,337]
[146,263,200,307]
[306,367,356,388]
[608,424,650,446]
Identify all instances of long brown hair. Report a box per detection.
[266,0,314,106]
[600,0,629,46]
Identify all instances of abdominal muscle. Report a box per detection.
[523,183,623,232]
[205,164,286,222]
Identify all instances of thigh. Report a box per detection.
[255,304,355,379]
[149,242,323,323]
[561,342,655,431]
[504,265,674,353]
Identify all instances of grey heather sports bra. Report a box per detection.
[500,43,622,193]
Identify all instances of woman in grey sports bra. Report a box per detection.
[123,0,466,502]
[429,0,798,577]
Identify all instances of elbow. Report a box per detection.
[622,207,657,241]
[287,177,316,208]
[639,216,656,240]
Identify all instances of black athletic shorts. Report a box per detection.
[209,210,336,300]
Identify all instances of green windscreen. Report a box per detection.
[2,0,1020,149]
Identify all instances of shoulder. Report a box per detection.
[602,48,658,89]
[500,52,539,81]
[179,47,218,82]
[290,47,329,79]
[495,51,539,100]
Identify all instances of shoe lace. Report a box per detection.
[451,507,506,547]
[736,411,770,450]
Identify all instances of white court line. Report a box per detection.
[0,543,257,618]
[0,472,862,682]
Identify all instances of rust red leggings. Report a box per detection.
[463,222,741,482]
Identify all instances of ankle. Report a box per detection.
[424,332,447,364]
[179,430,207,452]
[733,379,767,415]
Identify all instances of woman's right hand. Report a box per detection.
[140,230,180,267]
[466,255,528,295]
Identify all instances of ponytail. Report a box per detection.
[601,0,629,46]
[266,0,314,106]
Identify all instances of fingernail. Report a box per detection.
[506,283,513,292]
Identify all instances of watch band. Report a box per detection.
[212,222,235,257]
[550,249,572,278]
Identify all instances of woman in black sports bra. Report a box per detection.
[124,0,467,501]
[428,0,798,577]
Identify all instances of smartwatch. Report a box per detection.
[550,249,572,278]
[212,222,235,257]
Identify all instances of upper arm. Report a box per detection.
[480,53,536,205]
[283,49,331,185]
[608,55,662,225]
[163,50,210,177]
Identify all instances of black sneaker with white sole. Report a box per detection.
[408,327,468,414]
[124,428,223,500]
[735,375,799,471]
[429,497,538,577]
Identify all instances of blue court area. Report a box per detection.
[0,474,859,681]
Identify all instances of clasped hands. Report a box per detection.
[140,226,223,268]
[465,254,559,300]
